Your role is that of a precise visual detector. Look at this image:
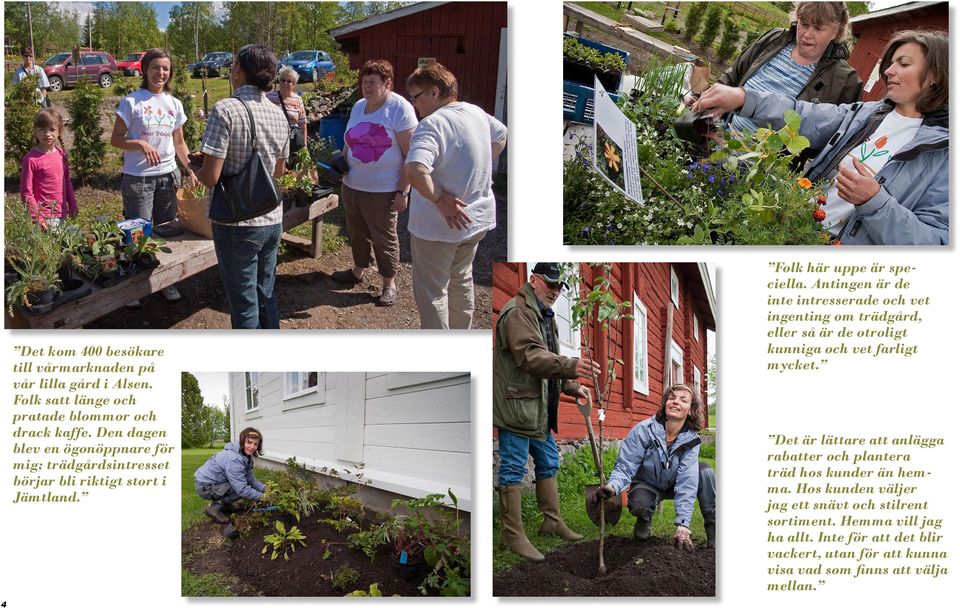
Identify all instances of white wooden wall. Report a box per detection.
[228,372,472,510]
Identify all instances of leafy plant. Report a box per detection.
[113,77,138,97]
[293,145,313,173]
[276,172,298,193]
[307,135,340,164]
[67,81,106,186]
[344,583,387,597]
[348,525,391,561]
[261,520,307,560]
[4,74,40,166]
[332,565,359,590]
[171,58,203,151]
[321,488,364,533]
[716,15,741,63]
[562,37,626,74]
[5,229,63,315]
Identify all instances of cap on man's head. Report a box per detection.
[531,263,568,289]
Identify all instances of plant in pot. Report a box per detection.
[276,172,299,209]
[5,233,63,315]
[294,175,315,207]
[562,36,626,91]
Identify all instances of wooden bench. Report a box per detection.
[7,193,338,329]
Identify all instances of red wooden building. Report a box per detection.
[848,1,947,102]
[329,1,508,120]
[493,263,716,442]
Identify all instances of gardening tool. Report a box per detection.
[673,110,720,146]
[252,505,278,512]
[577,394,622,528]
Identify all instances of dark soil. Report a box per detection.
[183,513,446,597]
[494,537,715,597]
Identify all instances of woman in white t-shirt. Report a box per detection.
[110,48,198,302]
[333,60,418,307]
[404,63,508,329]
[696,30,948,245]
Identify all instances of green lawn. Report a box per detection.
[492,444,716,573]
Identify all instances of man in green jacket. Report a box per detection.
[494,263,600,561]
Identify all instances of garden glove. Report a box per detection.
[673,525,694,552]
[592,483,616,506]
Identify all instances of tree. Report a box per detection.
[846,3,870,18]
[337,1,411,24]
[182,372,208,448]
[683,3,709,41]
[697,4,724,49]
[67,81,106,186]
[5,3,82,60]
[707,354,717,413]
[91,2,162,58]
[166,2,223,62]
[4,76,39,168]
[716,15,741,63]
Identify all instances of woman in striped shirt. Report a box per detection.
[267,67,308,165]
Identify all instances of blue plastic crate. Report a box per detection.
[562,34,629,124]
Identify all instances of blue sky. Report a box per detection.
[55,1,225,32]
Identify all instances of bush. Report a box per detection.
[741,29,762,55]
[683,3,709,40]
[67,81,106,186]
[5,75,40,168]
[698,4,724,49]
[716,16,742,63]
[113,78,137,97]
[171,59,202,151]
[665,19,681,34]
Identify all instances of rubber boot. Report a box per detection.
[221,500,244,515]
[703,510,716,549]
[633,516,652,541]
[222,522,239,539]
[499,484,544,562]
[535,477,583,541]
[205,501,230,524]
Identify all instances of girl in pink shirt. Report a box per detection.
[20,108,77,229]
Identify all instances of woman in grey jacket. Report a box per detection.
[194,427,270,538]
[594,384,716,550]
[696,30,948,245]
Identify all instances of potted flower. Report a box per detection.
[5,233,62,315]
[562,35,627,92]
[276,172,299,210]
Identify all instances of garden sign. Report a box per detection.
[592,77,642,205]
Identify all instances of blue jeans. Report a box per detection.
[498,428,560,486]
[627,462,717,522]
[211,222,281,329]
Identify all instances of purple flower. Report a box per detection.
[708,174,715,184]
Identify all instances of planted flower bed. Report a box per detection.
[183,459,470,597]
[564,60,832,246]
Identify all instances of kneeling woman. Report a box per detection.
[695,30,948,245]
[595,384,716,550]
[194,427,270,538]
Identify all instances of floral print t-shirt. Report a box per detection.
[821,109,922,236]
[115,88,187,177]
[342,92,418,193]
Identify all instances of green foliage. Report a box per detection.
[562,37,626,74]
[262,520,307,560]
[167,2,225,62]
[564,58,828,246]
[348,526,391,561]
[113,77,138,97]
[697,4,724,48]
[322,490,364,533]
[91,2,163,58]
[5,224,62,315]
[557,443,619,500]
[741,28,762,55]
[307,135,340,164]
[67,81,106,186]
[344,583,386,597]
[716,16,741,63]
[332,565,359,590]
[5,3,83,62]
[699,444,716,459]
[181,372,209,448]
[683,3,709,40]
[264,459,324,522]
[171,60,203,151]
[664,19,681,34]
[4,74,39,166]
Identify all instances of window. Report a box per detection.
[633,294,649,395]
[694,365,702,397]
[554,289,581,357]
[244,372,259,412]
[82,55,100,65]
[694,314,700,342]
[670,266,679,309]
[284,372,319,399]
[670,341,684,386]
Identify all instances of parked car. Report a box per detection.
[42,51,118,91]
[192,52,233,78]
[280,50,335,83]
[117,51,147,77]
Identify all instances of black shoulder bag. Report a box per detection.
[209,99,282,222]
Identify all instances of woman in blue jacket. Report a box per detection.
[595,384,716,550]
[194,427,270,538]
[695,30,948,245]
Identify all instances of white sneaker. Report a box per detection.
[162,286,182,302]
[125,300,141,308]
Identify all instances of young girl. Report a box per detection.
[20,108,77,229]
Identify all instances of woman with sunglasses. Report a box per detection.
[267,67,308,166]
[332,59,418,307]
